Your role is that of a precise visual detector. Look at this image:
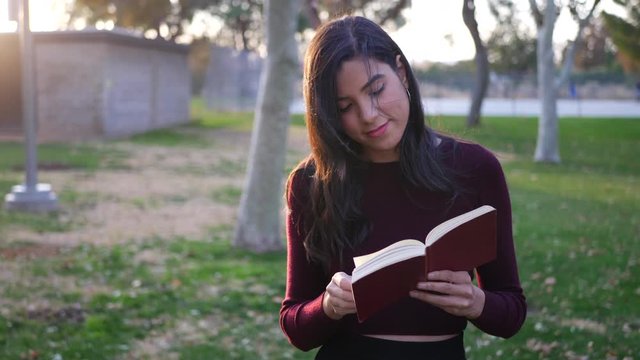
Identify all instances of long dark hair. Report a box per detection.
[291,16,456,272]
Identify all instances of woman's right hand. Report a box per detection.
[323,272,357,320]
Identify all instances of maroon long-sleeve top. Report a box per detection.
[280,137,526,351]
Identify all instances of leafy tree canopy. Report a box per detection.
[70,0,411,49]
[486,0,536,76]
[601,0,640,73]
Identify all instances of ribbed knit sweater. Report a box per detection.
[280,137,526,351]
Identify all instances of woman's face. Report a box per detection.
[335,55,410,163]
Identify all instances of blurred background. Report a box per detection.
[0,1,638,359]
[1,0,638,128]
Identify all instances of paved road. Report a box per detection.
[292,98,640,118]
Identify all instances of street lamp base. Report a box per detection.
[4,183,59,212]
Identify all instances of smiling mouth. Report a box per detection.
[366,121,389,138]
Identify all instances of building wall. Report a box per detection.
[36,41,107,141]
[203,46,262,112]
[102,44,155,138]
[0,34,22,135]
[155,51,191,128]
[0,30,190,142]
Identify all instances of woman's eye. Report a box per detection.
[371,84,385,96]
[338,104,352,113]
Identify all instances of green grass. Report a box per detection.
[211,185,243,206]
[191,98,254,131]
[0,227,298,359]
[126,127,208,147]
[431,116,640,359]
[0,141,114,235]
[0,210,73,234]
[0,107,638,359]
[191,97,307,130]
[0,142,113,172]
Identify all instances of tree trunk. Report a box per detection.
[531,0,599,163]
[463,0,489,128]
[233,0,300,252]
[240,20,250,51]
[533,0,561,163]
[303,0,321,29]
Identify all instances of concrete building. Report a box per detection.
[0,29,191,142]
[202,46,262,112]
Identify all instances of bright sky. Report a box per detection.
[0,0,72,32]
[391,0,625,63]
[0,0,626,63]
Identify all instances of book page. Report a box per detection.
[353,239,423,267]
[352,240,424,282]
[425,205,495,246]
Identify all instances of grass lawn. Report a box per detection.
[0,107,638,359]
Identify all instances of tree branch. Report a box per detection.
[529,0,543,27]
[463,0,480,49]
[463,0,490,127]
[303,0,321,29]
[378,0,409,27]
[556,0,601,89]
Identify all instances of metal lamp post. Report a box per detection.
[4,0,58,212]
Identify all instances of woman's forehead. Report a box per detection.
[336,58,391,91]
[337,57,386,75]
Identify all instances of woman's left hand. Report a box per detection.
[409,270,485,319]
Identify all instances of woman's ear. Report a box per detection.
[395,54,408,87]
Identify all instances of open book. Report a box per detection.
[351,205,498,322]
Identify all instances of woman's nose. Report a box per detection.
[359,100,378,123]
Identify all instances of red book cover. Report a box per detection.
[425,208,497,272]
[351,205,497,322]
[351,255,424,322]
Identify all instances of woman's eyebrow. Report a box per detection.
[337,74,385,101]
[359,74,385,91]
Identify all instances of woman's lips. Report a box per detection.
[366,121,389,138]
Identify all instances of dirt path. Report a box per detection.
[0,125,311,358]
[4,127,310,248]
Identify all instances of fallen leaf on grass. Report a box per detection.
[564,350,588,360]
[526,338,559,356]
[560,318,607,334]
[247,283,271,295]
[27,303,85,325]
[19,349,39,360]
[0,244,62,260]
[170,278,182,289]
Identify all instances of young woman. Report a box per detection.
[280,16,526,359]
